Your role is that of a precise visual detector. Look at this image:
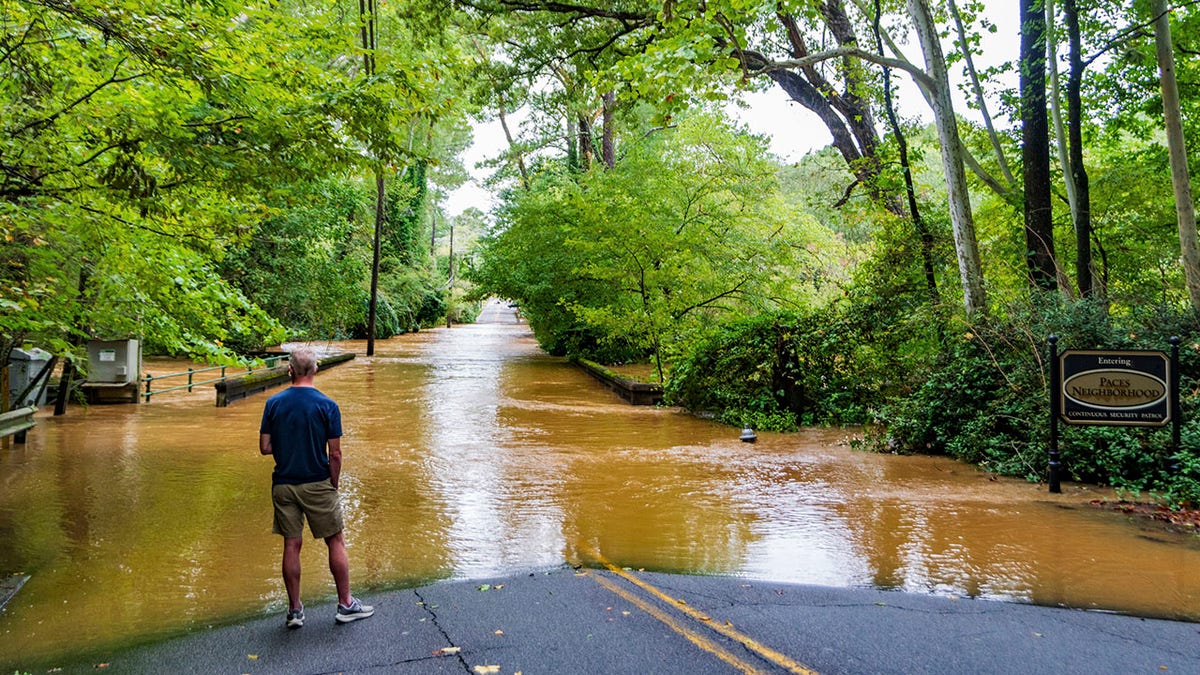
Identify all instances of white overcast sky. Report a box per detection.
[444,6,1021,217]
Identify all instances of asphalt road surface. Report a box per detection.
[41,565,1200,675]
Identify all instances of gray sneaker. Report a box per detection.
[335,597,374,624]
[286,606,304,629]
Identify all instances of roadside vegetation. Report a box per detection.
[3,1,1199,505]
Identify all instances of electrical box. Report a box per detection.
[7,347,53,407]
[86,339,141,385]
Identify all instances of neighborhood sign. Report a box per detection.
[1058,350,1171,426]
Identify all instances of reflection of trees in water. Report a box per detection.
[823,456,1200,620]
[330,336,449,581]
[558,449,758,576]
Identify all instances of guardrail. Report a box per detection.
[0,405,37,443]
[214,353,354,407]
[142,356,287,402]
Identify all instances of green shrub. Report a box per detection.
[665,309,886,431]
[879,294,1200,504]
[349,291,400,339]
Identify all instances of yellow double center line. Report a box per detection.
[581,548,818,675]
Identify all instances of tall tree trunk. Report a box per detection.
[567,115,579,172]
[429,207,437,257]
[1065,0,1095,297]
[366,169,384,356]
[601,91,615,169]
[360,0,383,355]
[1021,0,1057,291]
[578,114,593,170]
[1152,0,1200,314]
[446,222,454,328]
[1046,0,1077,216]
[907,0,987,315]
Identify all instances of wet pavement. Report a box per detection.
[40,566,1200,675]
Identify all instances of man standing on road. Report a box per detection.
[259,346,374,628]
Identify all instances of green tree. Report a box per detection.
[0,0,350,368]
[477,112,848,375]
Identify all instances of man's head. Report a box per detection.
[288,347,319,382]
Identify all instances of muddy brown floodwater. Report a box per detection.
[2,300,1199,668]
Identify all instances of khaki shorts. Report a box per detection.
[272,479,344,540]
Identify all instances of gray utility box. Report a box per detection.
[7,347,53,407]
[86,339,141,384]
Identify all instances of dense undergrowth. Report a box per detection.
[664,295,1200,508]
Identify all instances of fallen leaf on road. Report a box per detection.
[473,665,501,674]
[433,646,462,656]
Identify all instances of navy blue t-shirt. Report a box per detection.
[260,386,343,485]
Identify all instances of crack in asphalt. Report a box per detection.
[414,588,472,673]
[312,653,450,675]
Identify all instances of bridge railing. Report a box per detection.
[142,356,287,402]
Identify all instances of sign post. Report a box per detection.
[1049,336,1062,493]
[1048,335,1181,494]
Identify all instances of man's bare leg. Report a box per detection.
[325,530,351,607]
[282,537,303,611]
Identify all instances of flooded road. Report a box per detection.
[2,300,1199,667]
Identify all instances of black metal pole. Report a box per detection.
[1049,335,1062,493]
[1170,335,1181,474]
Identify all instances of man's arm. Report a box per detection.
[328,437,342,489]
[259,433,273,455]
